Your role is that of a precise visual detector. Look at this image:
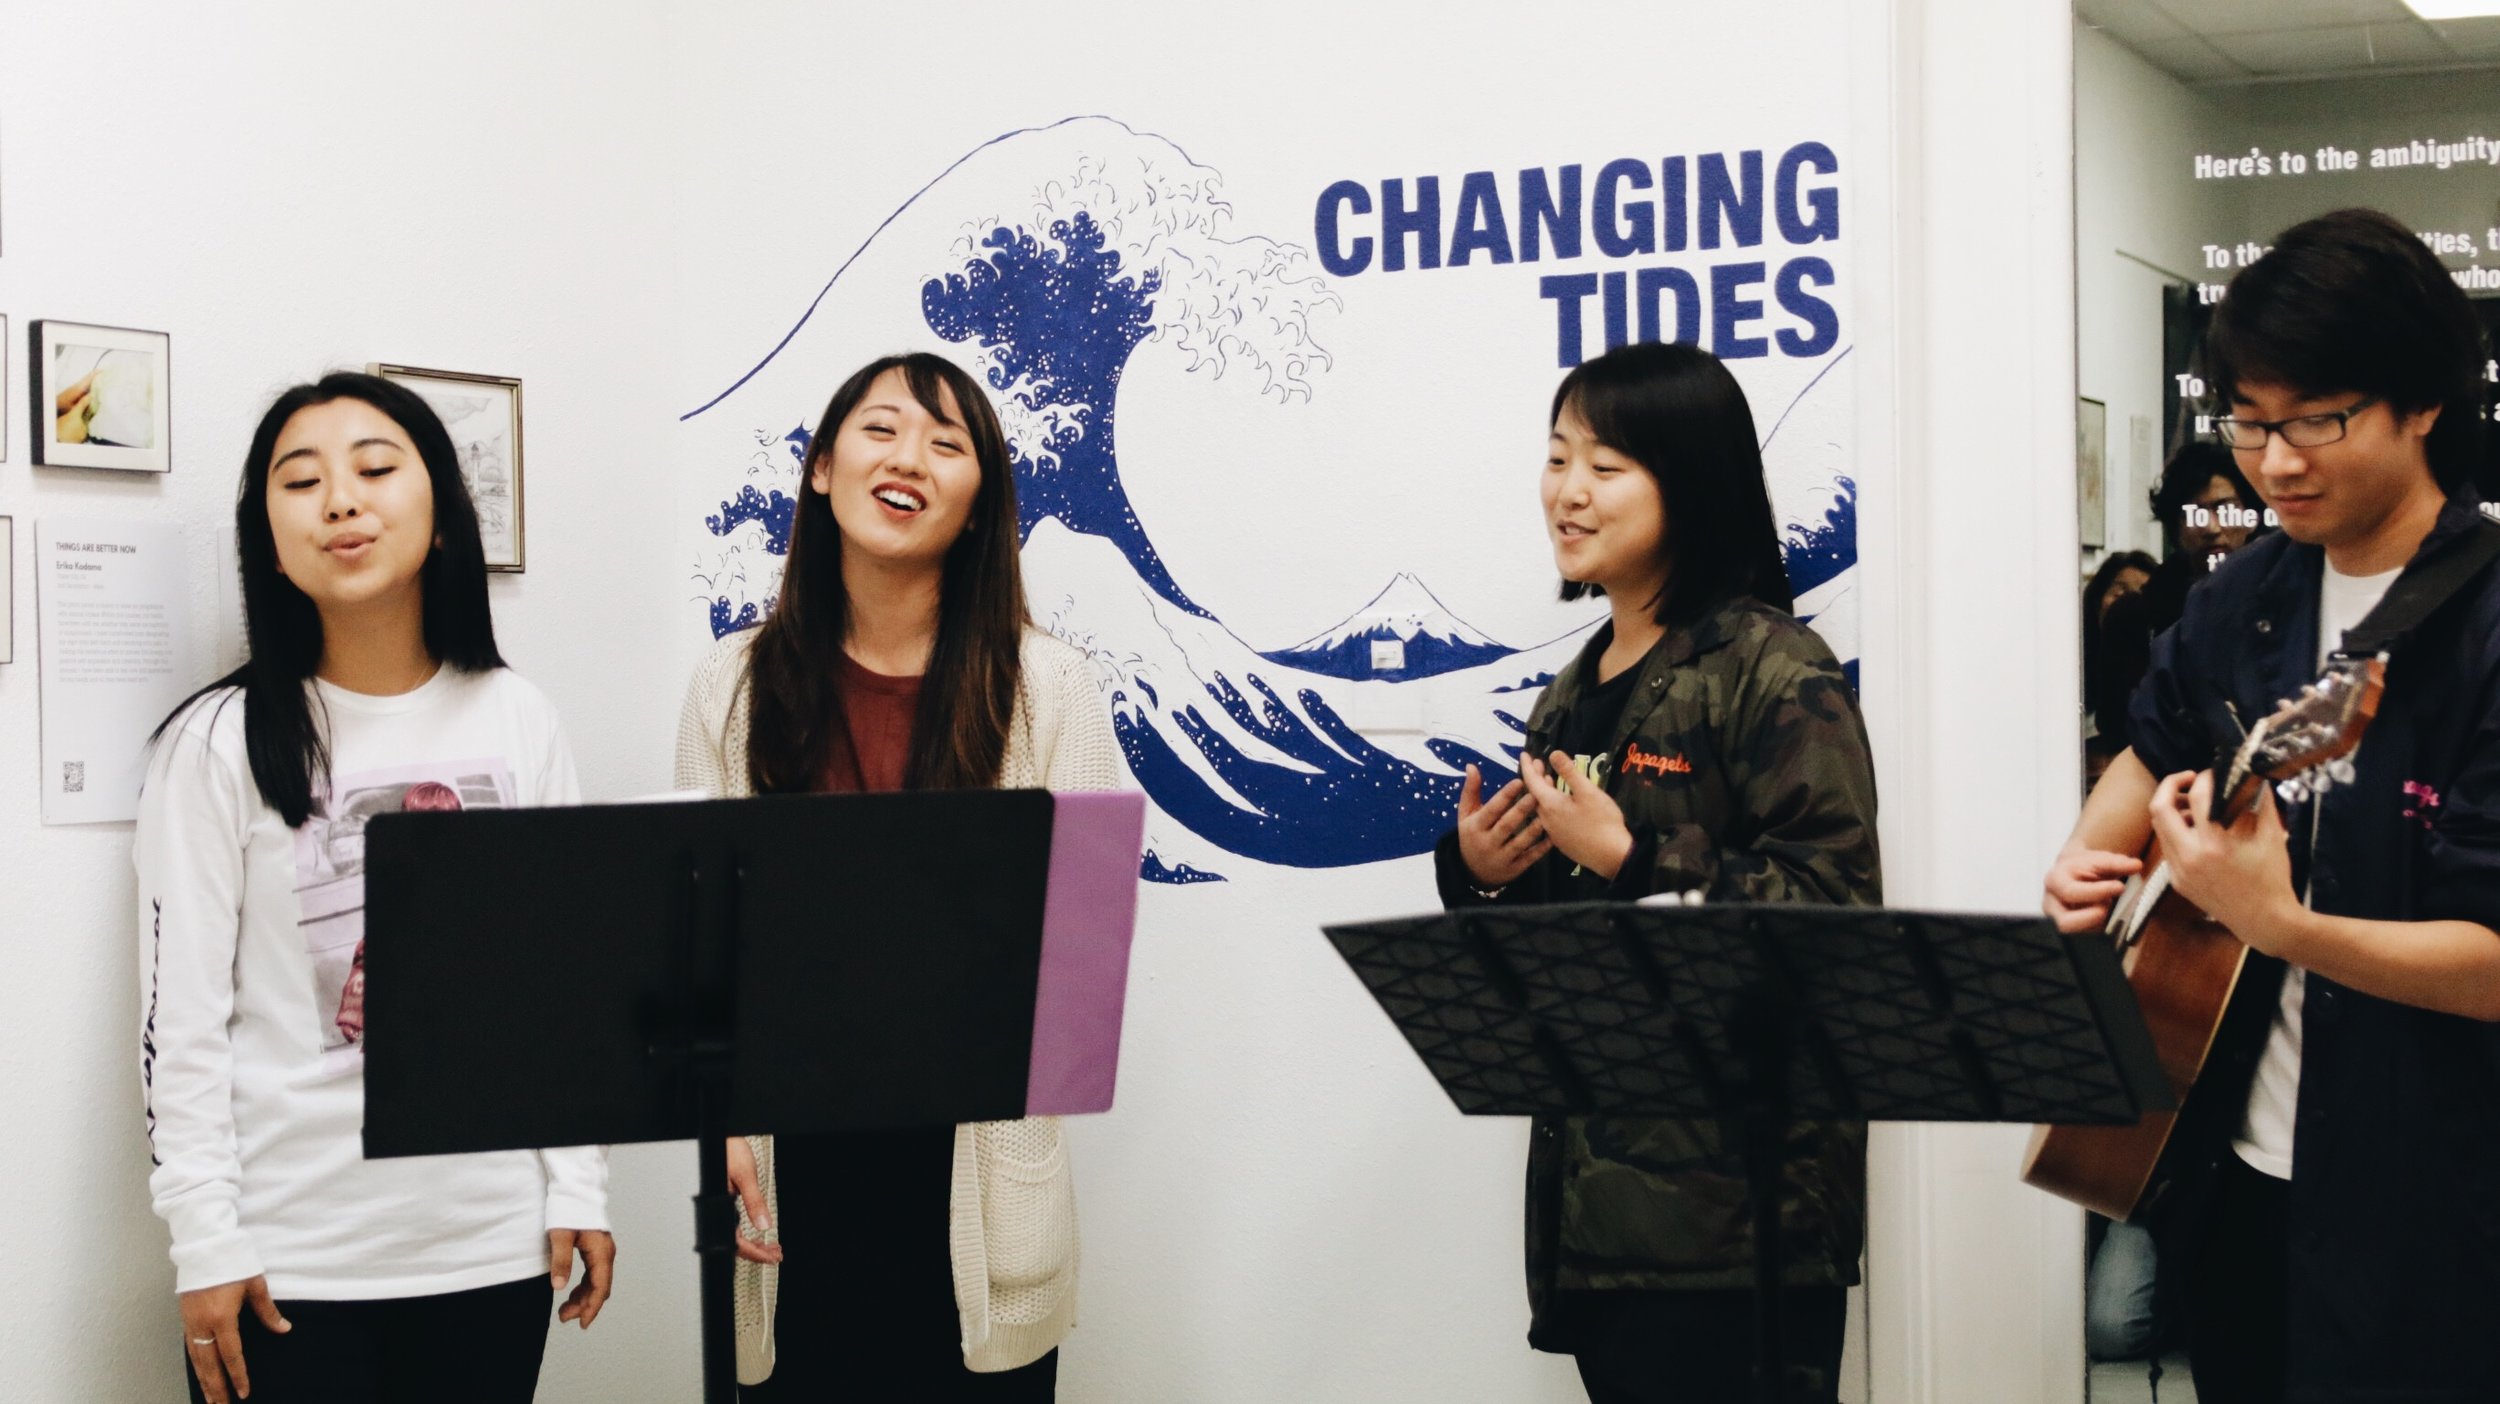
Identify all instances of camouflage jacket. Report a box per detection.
[1433,595,1881,1347]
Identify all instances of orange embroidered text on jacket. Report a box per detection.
[1623,742,1693,778]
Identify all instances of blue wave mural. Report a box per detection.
[689,116,1857,878]
[924,218,1210,619]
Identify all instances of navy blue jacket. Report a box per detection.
[2130,493,2500,1402]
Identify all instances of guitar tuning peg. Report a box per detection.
[2309,771,2335,796]
[2278,778,2311,806]
[2327,757,2357,785]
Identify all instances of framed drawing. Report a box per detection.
[369,363,526,572]
[31,320,171,473]
[2077,395,2108,550]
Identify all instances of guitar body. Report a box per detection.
[2020,833,2254,1222]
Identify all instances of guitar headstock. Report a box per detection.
[2213,653,2386,822]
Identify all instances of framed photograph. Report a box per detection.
[2077,395,2108,550]
[370,363,526,572]
[31,320,171,473]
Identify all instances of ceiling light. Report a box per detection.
[2404,0,2500,18]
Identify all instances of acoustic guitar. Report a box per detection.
[2020,653,2385,1222]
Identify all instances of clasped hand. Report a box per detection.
[1455,753,1637,888]
[727,1136,784,1266]
[1456,764,1549,890]
[549,1227,616,1329]
[1518,751,1636,882]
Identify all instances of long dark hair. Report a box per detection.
[2081,549,2156,698]
[743,353,1027,794]
[151,372,503,826]
[1552,341,1793,624]
[2202,207,2488,492]
[2083,551,2156,629]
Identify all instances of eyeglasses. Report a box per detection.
[2211,395,2378,451]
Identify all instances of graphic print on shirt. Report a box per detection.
[292,759,514,1072]
[1564,750,1615,795]
[2403,779,2443,832]
[143,898,164,1165]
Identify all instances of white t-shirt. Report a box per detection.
[137,665,609,1298]
[2232,560,2401,1180]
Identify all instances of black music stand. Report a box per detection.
[1322,900,2169,1404]
[355,789,1144,1404]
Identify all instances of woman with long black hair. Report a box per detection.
[139,373,614,1404]
[1436,341,1881,1403]
[674,352,1119,1400]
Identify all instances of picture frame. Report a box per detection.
[369,363,526,572]
[31,320,171,473]
[2077,395,2108,551]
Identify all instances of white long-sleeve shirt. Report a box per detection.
[137,665,608,1299]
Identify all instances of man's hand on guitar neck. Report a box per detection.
[2044,747,2156,933]
[2044,848,2144,934]
[2149,769,2300,953]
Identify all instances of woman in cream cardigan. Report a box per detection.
[674,352,1120,1399]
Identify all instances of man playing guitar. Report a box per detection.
[2042,207,2500,1403]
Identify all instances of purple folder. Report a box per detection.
[1026,790,1147,1115]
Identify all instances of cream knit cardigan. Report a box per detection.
[672,626,1122,1382]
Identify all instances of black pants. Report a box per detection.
[1567,1287,1847,1404]
[742,1127,1056,1403]
[183,1274,549,1404]
[2184,1154,2290,1404]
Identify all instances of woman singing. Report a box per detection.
[674,352,1120,1399]
[1435,341,1881,1404]
[139,373,614,1404]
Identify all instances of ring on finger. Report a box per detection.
[188,1336,216,1348]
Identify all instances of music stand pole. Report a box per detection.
[681,853,740,1404]
[1723,988,1795,1404]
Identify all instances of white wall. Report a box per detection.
[1858,3,2087,1401]
[0,2,2095,1401]
[2075,23,2236,563]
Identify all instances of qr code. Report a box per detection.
[63,761,85,794]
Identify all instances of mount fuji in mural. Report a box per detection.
[684,115,1858,879]
[1262,575,1515,682]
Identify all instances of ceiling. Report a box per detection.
[2077,0,2500,83]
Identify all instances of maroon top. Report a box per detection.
[825,653,923,793]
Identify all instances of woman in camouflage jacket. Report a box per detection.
[1434,341,1881,1404]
